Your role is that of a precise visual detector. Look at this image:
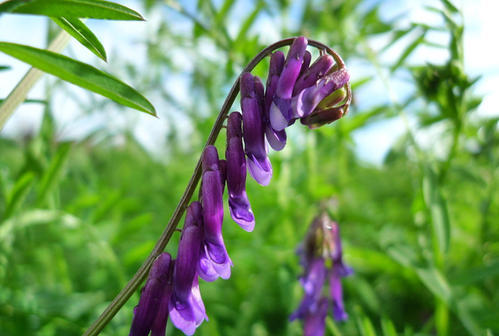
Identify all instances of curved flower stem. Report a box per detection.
[82,37,349,336]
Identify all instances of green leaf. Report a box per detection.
[422,167,451,261]
[0,0,144,20]
[390,29,427,72]
[52,17,107,61]
[37,142,72,205]
[0,42,156,115]
[2,172,35,220]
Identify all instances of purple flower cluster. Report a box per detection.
[129,36,350,336]
[291,213,353,336]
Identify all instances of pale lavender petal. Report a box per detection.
[265,126,286,151]
[246,152,272,186]
[169,277,208,335]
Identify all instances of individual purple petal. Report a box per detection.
[276,36,308,98]
[129,253,173,336]
[299,50,312,78]
[290,258,327,321]
[240,72,272,185]
[228,191,254,232]
[174,225,202,300]
[293,55,335,95]
[199,153,232,281]
[226,112,255,231]
[150,281,172,336]
[329,222,353,277]
[246,152,272,186]
[264,52,287,150]
[169,277,208,335]
[292,68,350,118]
[329,268,348,321]
[304,297,328,336]
[269,36,308,130]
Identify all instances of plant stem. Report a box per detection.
[82,37,348,336]
[0,30,70,131]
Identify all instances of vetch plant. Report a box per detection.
[82,36,352,336]
[291,212,353,335]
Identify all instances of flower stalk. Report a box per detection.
[83,37,351,336]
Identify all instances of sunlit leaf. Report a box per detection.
[52,17,107,61]
[2,171,35,220]
[0,42,156,115]
[0,0,144,20]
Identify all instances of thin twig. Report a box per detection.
[82,37,348,336]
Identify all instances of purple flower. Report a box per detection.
[169,203,208,335]
[299,50,312,78]
[129,253,173,336]
[269,36,308,131]
[329,268,348,321]
[292,68,350,118]
[226,112,255,232]
[304,298,328,336]
[198,146,232,281]
[240,72,272,186]
[264,51,287,151]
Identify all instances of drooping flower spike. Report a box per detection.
[291,212,353,335]
[125,37,351,336]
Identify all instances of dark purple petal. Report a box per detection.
[293,55,335,95]
[265,126,287,151]
[129,253,173,336]
[292,68,350,118]
[304,297,328,336]
[199,168,232,280]
[228,191,255,232]
[169,277,208,335]
[174,225,202,300]
[264,52,287,150]
[299,50,312,78]
[276,36,308,98]
[241,72,272,185]
[202,145,220,172]
[329,269,348,321]
[150,282,172,336]
[184,201,202,230]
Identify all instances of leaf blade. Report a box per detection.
[0,42,156,115]
[51,17,107,61]
[0,0,144,20]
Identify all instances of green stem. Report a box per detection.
[82,37,349,336]
[0,30,70,131]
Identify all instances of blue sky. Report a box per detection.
[0,0,497,164]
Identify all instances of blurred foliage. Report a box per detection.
[0,0,498,335]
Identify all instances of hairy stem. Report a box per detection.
[0,30,70,131]
[82,37,348,336]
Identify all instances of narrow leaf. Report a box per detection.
[422,167,451,258]
[3,172,35,220]
[0,0,144,20]
[37,142,72,205]
[52,17,107,61]
[0,65,11,71]
[390,29,427,72]
[0,42,156,115]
